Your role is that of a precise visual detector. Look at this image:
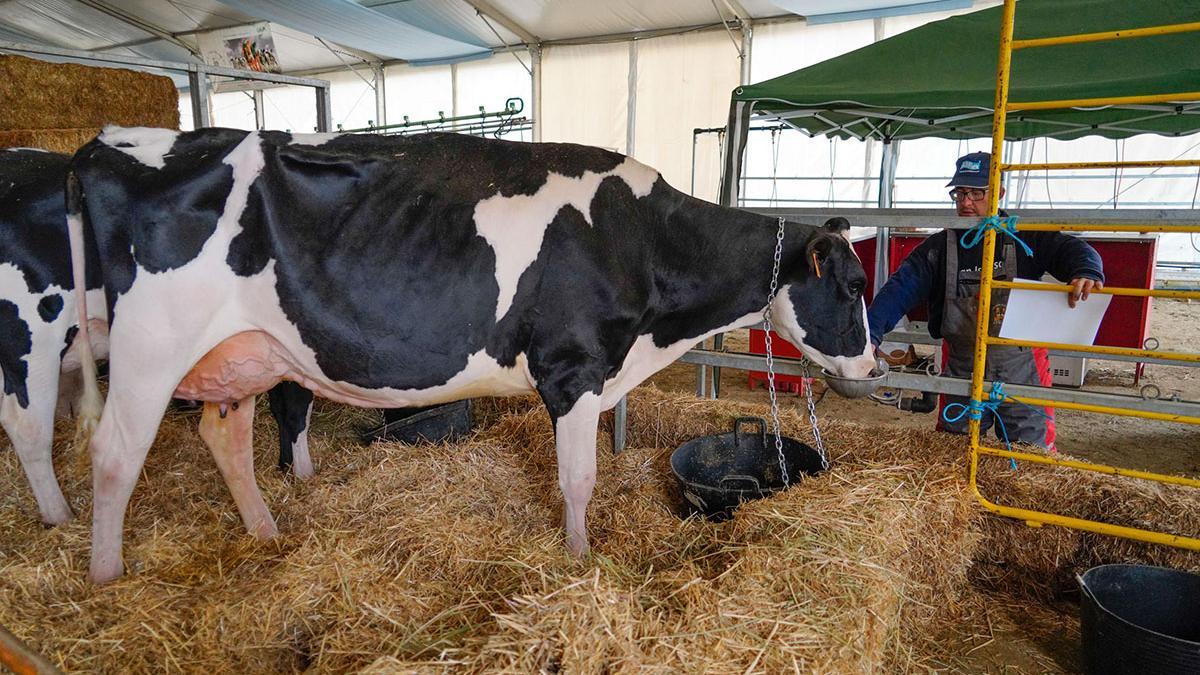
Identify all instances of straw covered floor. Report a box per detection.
[1,387,1198,673]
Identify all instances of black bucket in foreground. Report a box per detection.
[1079,564,1200,675]
[670,417,826,519]
[360,400,473,445]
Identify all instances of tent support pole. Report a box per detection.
[373,63,387,128]
[531,45,543,142]
[874,139,899,292]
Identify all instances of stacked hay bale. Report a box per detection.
[0,54,179,154]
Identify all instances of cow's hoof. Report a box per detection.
[292,462,314,481]
[249,519,279,541]
[89,559,123,585]
[41,508,74,527]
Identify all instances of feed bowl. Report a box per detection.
[821,366,887,398]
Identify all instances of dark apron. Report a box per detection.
[940,233,1052,448]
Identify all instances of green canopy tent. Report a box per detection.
[717,0,1200,295]
[719,0,1200,208]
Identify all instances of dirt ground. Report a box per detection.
[650,298,1200,477]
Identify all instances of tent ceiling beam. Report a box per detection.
[73,0,199,56]
[460,0,540,45]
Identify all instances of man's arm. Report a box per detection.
[867,235,939,346]
[1030,231,1105,307]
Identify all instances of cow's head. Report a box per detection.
[768,217,876,379]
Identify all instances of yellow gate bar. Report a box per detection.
[977,445,1200,487]
[1012,21,1200,49]
[987,336,1200,363]
[1015,222,1200,233]
[992,279,1200,301]
[1002,159,1200,172]
[1008,91,1200,111]
[1009,394,1200,425]
[972,487,1200,551]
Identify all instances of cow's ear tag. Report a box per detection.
[811,251,823,279]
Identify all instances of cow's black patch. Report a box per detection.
[0,300,32,407]
[37,294,63,322]
[61,324,79,361]
[0,150,102,295]
[72,129,243,318]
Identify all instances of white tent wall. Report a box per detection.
[211,91,257,130]
[385,63,454,124]
[540,42,629,153]
[631,30,740,203]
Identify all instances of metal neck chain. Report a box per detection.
[761,218,831,486]
[761,217,790,487]
[802,359,829,470]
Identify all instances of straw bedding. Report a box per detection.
[1,387,1197,672]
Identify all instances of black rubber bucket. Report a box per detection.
[360,400,473,444]
[670,417,826,519]
[1079,564,1200,675]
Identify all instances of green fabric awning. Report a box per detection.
[733,0,1200,141]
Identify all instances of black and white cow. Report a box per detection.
[0,147,314,528]
[68,126,875,583]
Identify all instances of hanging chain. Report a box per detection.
[761,217,790,488]
[802,359,829,470]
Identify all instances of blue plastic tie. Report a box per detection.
[942,381,1019,470]
[961,215,1033,258]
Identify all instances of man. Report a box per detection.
[867,152,1104,450]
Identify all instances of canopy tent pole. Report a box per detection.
[874,138,900,292]
[531,45,543,142]
[373,63,387,128]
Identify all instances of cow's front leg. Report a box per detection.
[266,381,315,479]
[199,396,277,539]
[552,391,602,557]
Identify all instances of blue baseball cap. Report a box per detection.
[946,151,991,188]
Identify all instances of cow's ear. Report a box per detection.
[806,232,836,274]
[823,217,850,233]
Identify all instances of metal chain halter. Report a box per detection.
[761,218,830,489]
[760,217,791,487]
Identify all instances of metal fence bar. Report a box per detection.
[986,337,1200,363]
[1002,159,1200,172]
[1011,21,1200,49]
[1008,91,1200,112]
[991,279,1200,300]
[978,445,1200,487]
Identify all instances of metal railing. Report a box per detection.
[968,2,1200,549]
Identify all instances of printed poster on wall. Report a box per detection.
[198,22,282,74]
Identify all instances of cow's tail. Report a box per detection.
[66,172,103,451]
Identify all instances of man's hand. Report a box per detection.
[1068,277,1103,308]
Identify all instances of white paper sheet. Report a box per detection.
[998,278,1112,345]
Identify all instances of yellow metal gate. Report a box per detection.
[969,0,1200,549]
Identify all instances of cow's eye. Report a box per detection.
[848,280,866,297]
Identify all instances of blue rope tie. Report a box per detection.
[942,381,1019,470]
[961,215,1033,257]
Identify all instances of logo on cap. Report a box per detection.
[959,159,982,173]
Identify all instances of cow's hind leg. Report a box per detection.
[2,389,71,525]
[550,391,602,557]
[199,396,277,539]
[89,372,179,584]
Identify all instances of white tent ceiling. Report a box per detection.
[0,0,945,77]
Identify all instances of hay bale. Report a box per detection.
[0,54,179,153]
[0,386,1195,672]
[0,129,105,155]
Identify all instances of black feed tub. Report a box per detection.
[1079,564,1200,675]
[670,417,826,519]
[360,400,473,444]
